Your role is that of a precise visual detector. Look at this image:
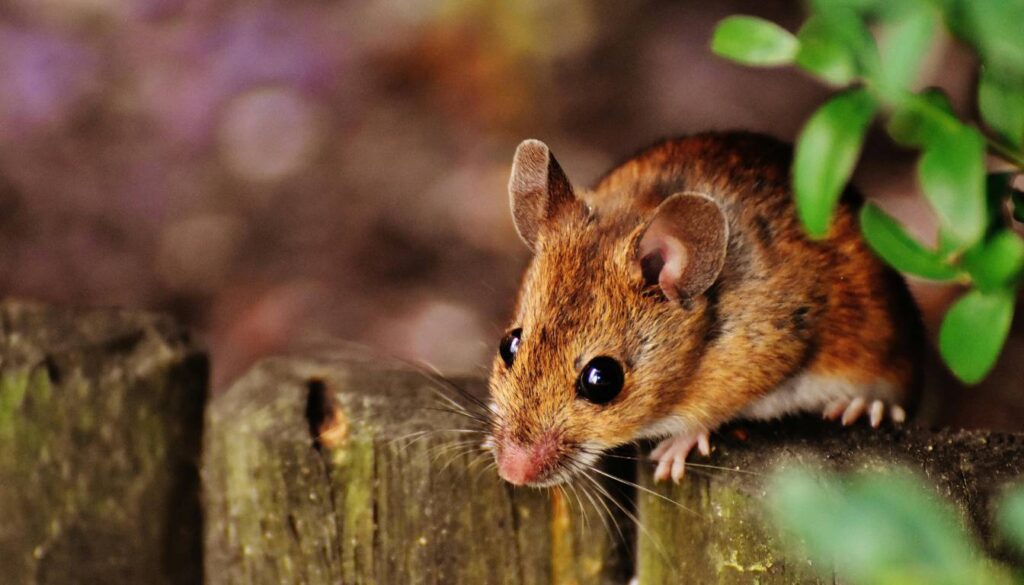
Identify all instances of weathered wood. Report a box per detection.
[636,420,1024,584]
[206,353,1024,584]
[0,299,207,584]
[202,351,633,585]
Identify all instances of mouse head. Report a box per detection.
[487,139,729,487]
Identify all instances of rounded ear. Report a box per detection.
[508,139,576,252]
[635,192,729,302]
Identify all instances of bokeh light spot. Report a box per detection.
[218,86,322,183]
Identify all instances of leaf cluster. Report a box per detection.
[770,467,1024,585]
[712,0,1024,383]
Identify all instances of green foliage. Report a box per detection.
[770,467,1021,585]
[980,69,1024,149]
[962,230,1024,291]
[877,8,937,95]
[794,89,876,237]
[794,12,876,85]
[859,203,959,281]
[939,288,1015,383]
[999,488,1024,553]
[711,16,798,66]
[918,126,987,246]
[712,0,1024,383]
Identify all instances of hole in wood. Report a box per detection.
[43,356,61,384]
[305,377,348,451]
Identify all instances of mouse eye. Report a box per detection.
[577,357,624,404]
[499,328,522,367]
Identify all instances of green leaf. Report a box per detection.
[795,12,877,85]
[850,475,989,583]
[946,0,1024,88]
[886,89,958,148]
[888,97,990,250]
[808,0,917,21]
[962,230,1024,290]
[979,67,1024,148]
[711,16,799,66]
[794,88,877,238]
[918,126,987,248]
[859,203,959,281]
[998,487,1024,554]
[770,469,998,585]
[877,8,938,96]
[939,287,1015,383]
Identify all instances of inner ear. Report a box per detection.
[639,249,665,287]
[635,192,728,302]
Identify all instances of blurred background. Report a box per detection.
[0,0,1020,429]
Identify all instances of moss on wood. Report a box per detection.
[0,299,207,584]
[204,353,1024,584]
[636,419,1024,584]
[202,352,632,585]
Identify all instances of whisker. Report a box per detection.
[426,395,494,429]
[424,405,488,424]
[584,463,701,518]
[439,447,482,472]
[390,432,437,454]
[414,359,493,412]
[391,429,484,453]
[576,474,623,546]
[466,451,493,473]
[577,469,671,566]
[578,446,766,477]
[389,429,431,445]
[428,440,484,464]
[564,480,590,532]
[473,460,498,482]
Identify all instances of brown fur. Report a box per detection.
[489,131,923,483]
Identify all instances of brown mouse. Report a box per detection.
[485,132,923,486]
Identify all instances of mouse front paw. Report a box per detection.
[650,430,710,483]
[823,397,906,428]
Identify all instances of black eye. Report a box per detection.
[499,328,522,367]
[577,356,624,404]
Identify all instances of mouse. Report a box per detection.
[485,131,923,486]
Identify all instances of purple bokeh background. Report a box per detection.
[0,0,1019,430]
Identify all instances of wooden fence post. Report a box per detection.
[202,351,633,585]
[636,420,1024,584]
[0,299,207,584]
[204,352,1024,584]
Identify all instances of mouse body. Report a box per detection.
[486,132,923,486]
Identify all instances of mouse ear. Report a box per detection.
[508,139,576,252]
[636,192,729,302]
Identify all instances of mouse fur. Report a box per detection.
[487,131,923,486]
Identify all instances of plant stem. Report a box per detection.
[880,85,1024,169]
[985,138,1024,169]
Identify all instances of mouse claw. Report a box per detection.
[823,397,907,427]
[651,430,710,484]
[650,438,672,461]
[869,400,884,428]
[891,405,907,424]
[823,400,847,421]
[670,456,686,483]
[841,397,867,426]
[697,433,711,457]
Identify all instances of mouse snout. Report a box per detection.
[496,436,559,486]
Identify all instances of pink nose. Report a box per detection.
[497,444,538,485]
[497,440,556,486]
